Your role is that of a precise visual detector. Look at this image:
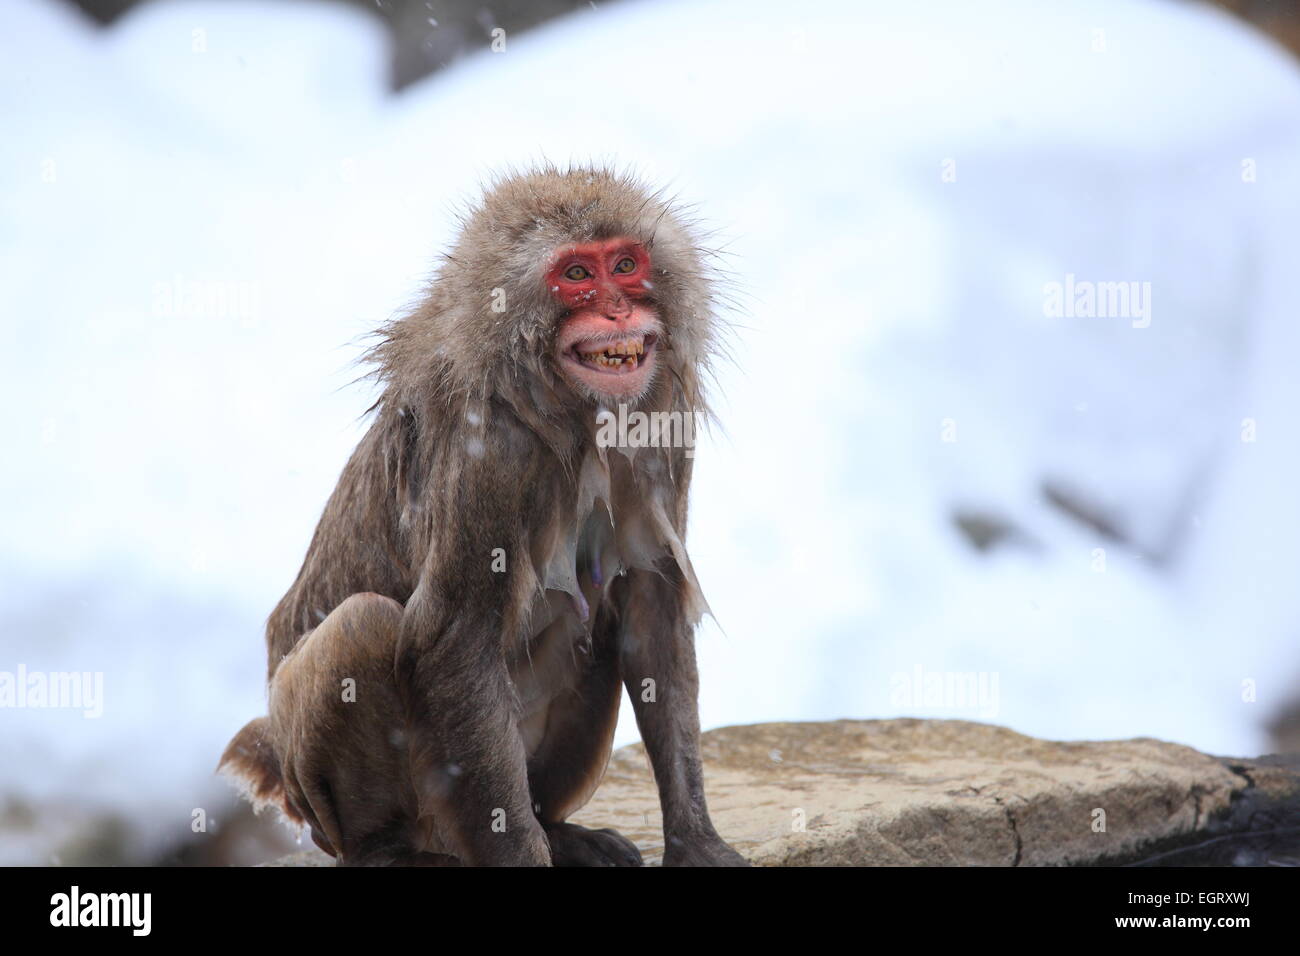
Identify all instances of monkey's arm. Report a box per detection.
[393,444,552,867]
[395,592,549,865]
[619,562,747,866]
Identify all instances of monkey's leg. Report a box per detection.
[619,564,748,867]
[526,618,642,866]
[269,592,453,866]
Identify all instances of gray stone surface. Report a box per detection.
[267,718,1300,866]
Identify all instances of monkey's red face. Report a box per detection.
[549,239,662,401]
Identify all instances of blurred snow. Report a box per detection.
[2,0,1300,863]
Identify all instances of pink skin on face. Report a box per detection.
[549,239,662,399]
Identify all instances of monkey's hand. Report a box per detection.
[663,829,750,867]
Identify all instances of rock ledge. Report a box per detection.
[270,719,1300,866]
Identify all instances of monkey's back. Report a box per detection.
[264,413,417,678]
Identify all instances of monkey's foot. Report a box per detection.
[386,850,462,867]
[334,845,461,867]
[543,822,643,867]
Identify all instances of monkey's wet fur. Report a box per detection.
[219,166,746,866]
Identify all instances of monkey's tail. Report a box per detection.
[217,716,303,825]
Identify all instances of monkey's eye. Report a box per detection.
[563,265,591,282]
[613,257,637,275]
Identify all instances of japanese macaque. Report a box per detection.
[219,166,746,866]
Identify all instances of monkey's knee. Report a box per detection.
[269,592,418,862]
[268,591,407,762]
[322,591,404,659]
[274,592,403,686]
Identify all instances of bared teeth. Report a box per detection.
[583,350,637,370]
[574,335,649,370]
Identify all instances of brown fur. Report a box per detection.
[219,165,744,866]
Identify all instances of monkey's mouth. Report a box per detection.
[560,333,658,395]
[569,334,655,372]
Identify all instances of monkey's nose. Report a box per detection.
[604,299,632,320]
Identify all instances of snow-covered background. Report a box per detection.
[3,0,1300,864]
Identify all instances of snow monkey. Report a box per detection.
[219,166,746,867]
